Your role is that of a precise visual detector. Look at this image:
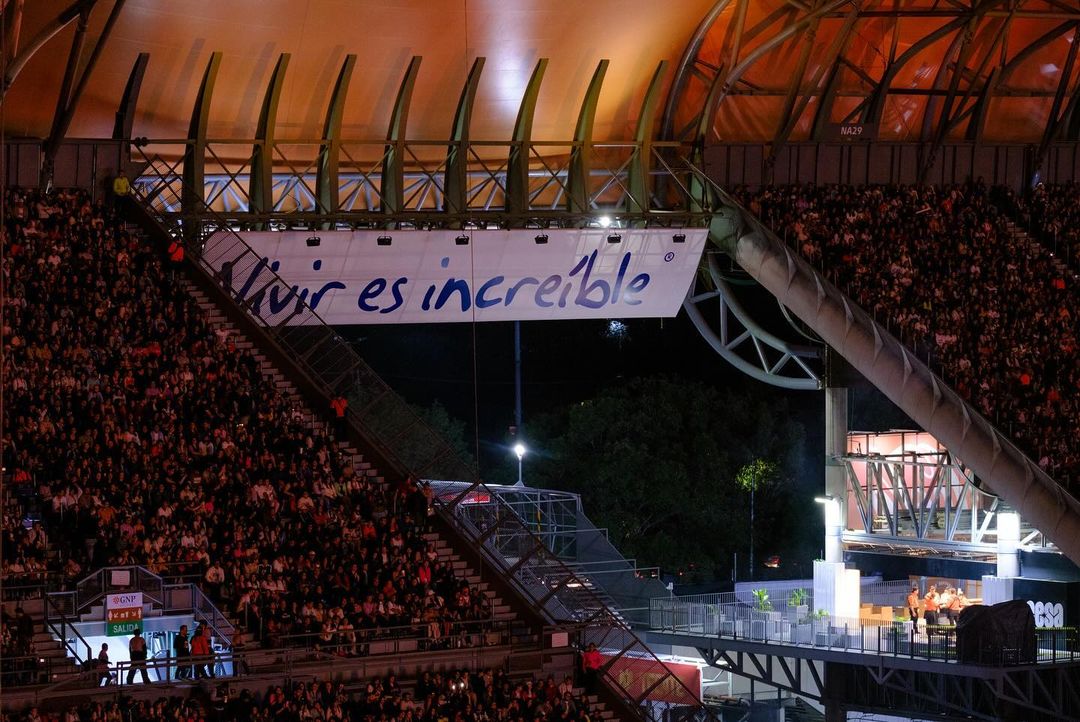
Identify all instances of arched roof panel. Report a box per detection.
[5,0,717,143]
[663,0,1080,146]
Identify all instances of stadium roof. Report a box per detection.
[4,0,1080,145]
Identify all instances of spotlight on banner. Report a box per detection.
[455,234,470,246]
[607,234,622,244]
[305,236,321,247]
[377,235,392,246]
[534,234,549,245]
[672,233,686,244]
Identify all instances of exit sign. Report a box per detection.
[106,592,143,636]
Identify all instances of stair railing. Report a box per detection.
[126,147,718,722]
[44,594,92,665]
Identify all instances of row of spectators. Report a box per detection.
[736,182,1080,485]
[2,669,598,721]
[1,189,490,663]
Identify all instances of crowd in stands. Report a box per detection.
[1004,182,1080,270]
[1,669,600,721]
[735,182,1080,484]
[1,188,490,663]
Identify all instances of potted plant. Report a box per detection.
[788,588,809,620]
[752,588,773,612]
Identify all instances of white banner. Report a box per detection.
[203,229,707,324]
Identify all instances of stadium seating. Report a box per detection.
[735,183,1080,487]
[2,668,606,721]
[1,188,494,662]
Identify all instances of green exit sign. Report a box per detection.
[107,621,141,637]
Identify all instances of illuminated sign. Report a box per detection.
[203,229,708,325]
[601,655,701,705]
[106,592,143,637]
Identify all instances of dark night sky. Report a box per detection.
[339,293,828,501]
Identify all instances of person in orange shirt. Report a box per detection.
[923,589,940,624]
[906,586,920,622]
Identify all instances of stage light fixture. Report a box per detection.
[598,215,613,228]
[377,235,392,246]
[672,233,686,244]
[607,234,622,244]
[305,236,321,247]
[455,234,470,246]
[534,233,549,245]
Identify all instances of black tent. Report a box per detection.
[955,600,1036,665]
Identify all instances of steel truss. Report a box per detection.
[664,0,1080,185]
[114,48,822,389]
[841,450,1053,553]
[690,638,1080,721]
[835,660,1080,721]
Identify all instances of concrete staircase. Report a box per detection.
[175,278,519,632]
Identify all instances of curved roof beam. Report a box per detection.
[567,60,609,215]
[627,60,668,217]
[773,5,860,159]
[380,56,419,218]
[964,20,1077,141]
[660,0,734,142]
[250,53,291,221]
[699,0,853,144]
[506,58,549,219]
[444,58,485,219]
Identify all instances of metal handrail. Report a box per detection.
[125,166,716,721]
[44,594,93,665]
[271,618,517,655]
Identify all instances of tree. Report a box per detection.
[512,376,806,582]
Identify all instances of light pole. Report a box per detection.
[749,467,755,581]
[513,443,526,487]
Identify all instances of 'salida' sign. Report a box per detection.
[203,229,708,325]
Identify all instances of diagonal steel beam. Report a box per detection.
[1035,25,1080,169]
[2,0,95,96]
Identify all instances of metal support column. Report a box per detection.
[824,374,848,564]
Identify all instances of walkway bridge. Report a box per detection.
[646,590,1080,721]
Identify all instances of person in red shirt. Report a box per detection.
[331,395,348,440]
[581,642,603,693]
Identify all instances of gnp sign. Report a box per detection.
[106,592,143,637]
[204,229,707,325]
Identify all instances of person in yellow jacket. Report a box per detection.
[110,170,130,213]
[112,171,130,197]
